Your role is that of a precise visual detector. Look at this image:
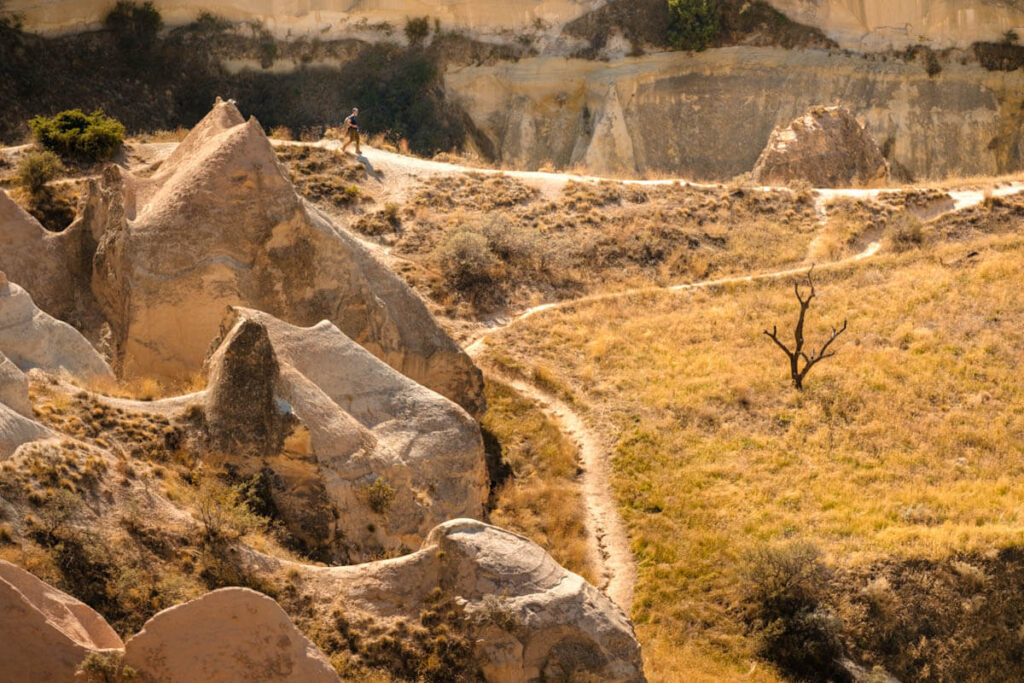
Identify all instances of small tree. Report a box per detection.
[763,268,847,390]
[15,150,64,198]
[405,16,430,47]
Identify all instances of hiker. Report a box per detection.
[342,107,361,155]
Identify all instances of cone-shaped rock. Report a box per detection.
[88,98,484,415]
[205,317,282,455]
[752,105,890,188]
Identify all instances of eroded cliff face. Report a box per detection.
[445,47,1024,180]
[4,0,603,37]
[768,0,1024,50]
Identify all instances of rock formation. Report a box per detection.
[245,519,647,682]
[0,274,113,381]
[123,587,340,683]
[4,0,599,38]
[87,98,483,416]
[201,307,487,562]
[0,352,31,417]
[0,560,124,681]
[768,0,1024,50]
[751,105,890,187]
[0,191,94,324]
[445,48,1024,181]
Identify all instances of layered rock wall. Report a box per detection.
[4,0,602,37]
[445,47,1024,180]
[768,0,1024,50]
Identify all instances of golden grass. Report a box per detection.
[480,229,1024,679]
[482,378,595,584]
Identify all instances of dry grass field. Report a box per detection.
[478,212,1024,680]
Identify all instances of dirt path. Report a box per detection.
[472,366,638,613]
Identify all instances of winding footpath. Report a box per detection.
[461,179,1023,614]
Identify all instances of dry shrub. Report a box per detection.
[886,212,925,252]
[434,229,500,299]
[746,541,848,681]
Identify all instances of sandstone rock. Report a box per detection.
[0,403,54,459]
[0,191,95,322]
[205,318,284,455]
[123,587,339,683]
[446,49,1024,181]
[751,105,890,188]
[255,519,646,683]
[0,277,113,381]
[768,0,1024,50]
[89,98,483,416]
[0,560,124,681]
[202,307,487,561]
[5,0,598,38]
[0,351,32,417]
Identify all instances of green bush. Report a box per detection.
[366,478,397,515]
[746,541,848,680]
[667,0,720,52]
[29,109,125,162]
[16,150,64,197]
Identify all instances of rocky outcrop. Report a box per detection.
[445,47,1024,181]
[88,98,483,416]
[249,519,646,682]
[0,352,31,417]
[123,587,339,683]
[201,307,487,562]
[0,402,53,459]
[0,191,95,324]
[751,105,889,187]
[0,274,113,381]
[0,560,124,681]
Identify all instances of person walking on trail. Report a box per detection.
[342,107,361,155]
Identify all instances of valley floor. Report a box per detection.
[5,136,1024,681]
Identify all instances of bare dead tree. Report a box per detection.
[764,268,847,390]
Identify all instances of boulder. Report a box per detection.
[751,105,890,188]
[0,351,32,417]
[0,275,113,381]
[89,98,484,416]
[122,587,339,683]
[201,308,487,562]
[0,560,124,681]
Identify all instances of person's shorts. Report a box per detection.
[348,128,360,142]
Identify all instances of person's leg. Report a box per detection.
[355,131,361,154]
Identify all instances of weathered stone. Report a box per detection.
[0,191,96,323]
[0,560,124,682]
[445,49,1024,181]
[203,307,487,562]
[205,318,282,455]
[88,99,484,416]
[0,351,31,417]
[0,277,113,381]
[122,587,339,683]
[250,519,646,683]
[752,105,890,187]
